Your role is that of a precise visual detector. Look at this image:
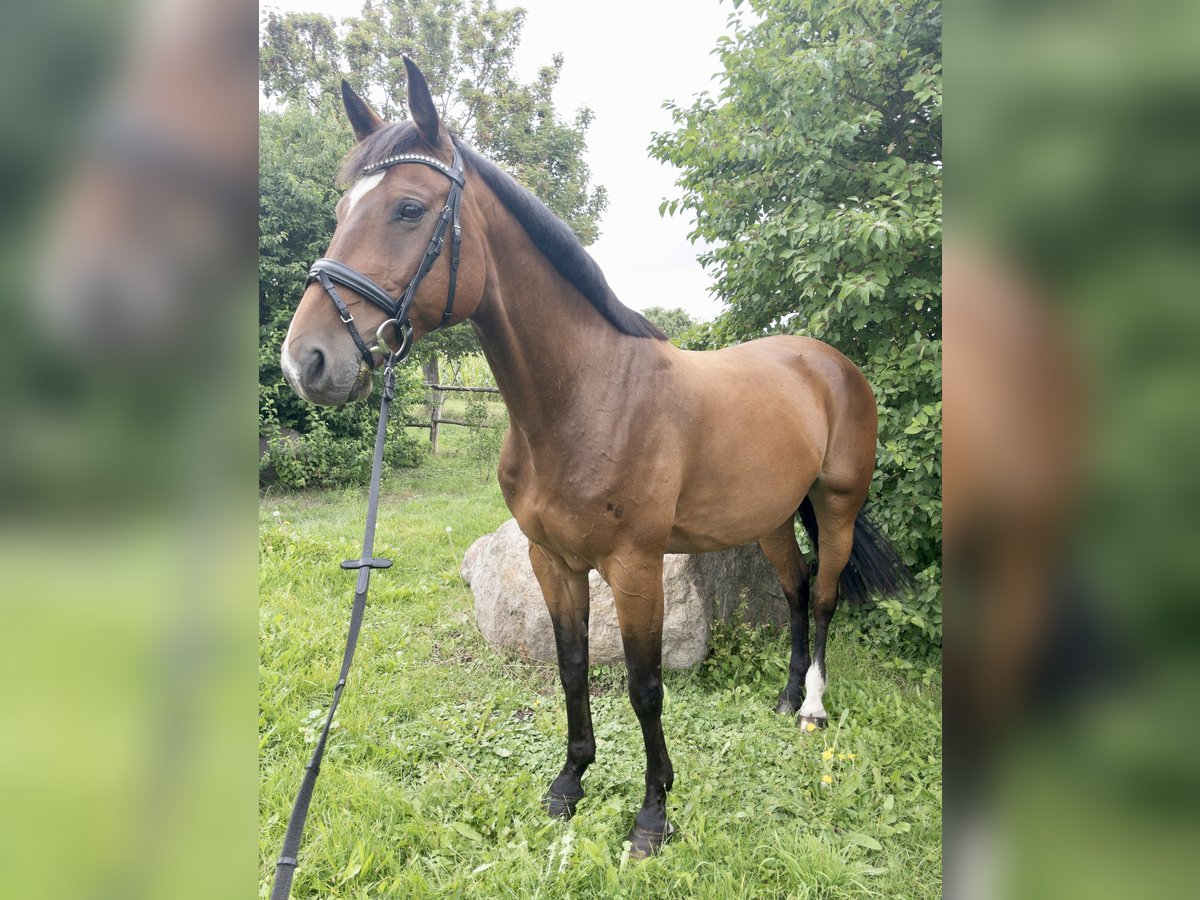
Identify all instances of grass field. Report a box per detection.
[259,423,941,898]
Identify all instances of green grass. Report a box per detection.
[260,433,941,898]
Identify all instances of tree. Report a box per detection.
[259,1,610,481]
[650,0,941,660]
[640,306,698,343]
[260,1,606,243]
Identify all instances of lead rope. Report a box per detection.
[270,354,400,900]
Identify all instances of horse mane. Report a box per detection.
[339,122,666,341]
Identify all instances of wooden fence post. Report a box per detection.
[422,356,444,453]
[410,382,502,445]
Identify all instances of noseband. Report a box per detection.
[305,146,465,366]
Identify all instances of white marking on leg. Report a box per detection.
[344,171,385,215]
[799,662,827,719]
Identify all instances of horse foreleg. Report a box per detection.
[606,552,675,859]
[529,542,595,819]
[759,523,812,716]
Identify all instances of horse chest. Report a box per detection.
[498,442,649,561]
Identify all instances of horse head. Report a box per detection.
[282,59,487,405]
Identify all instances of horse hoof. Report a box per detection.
[626,821,676,860]
[776,697,799,715]
[798,714,828,732]
[541,790,584,820]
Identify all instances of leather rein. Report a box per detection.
[271,148,466,900]
[306,146,465,366]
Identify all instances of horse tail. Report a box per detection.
[796,497,914,607]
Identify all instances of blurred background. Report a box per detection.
[0,0,258,896]
[0,0,1197,896]
[947,0,1200,897]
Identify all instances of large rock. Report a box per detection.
[461,518,789,669]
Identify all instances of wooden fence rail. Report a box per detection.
[405,418,471,429]
[427,383,501,394]
[415,382,502,452]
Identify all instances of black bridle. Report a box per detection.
[305,146,465,366]
[270,148,465,900]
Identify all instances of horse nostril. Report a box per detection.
[305,347,327,381]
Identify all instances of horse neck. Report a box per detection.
[468,202,647,441]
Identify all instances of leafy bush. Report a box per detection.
[260,364,427,489]
[640,306,697,342]
[462,391,507,483]
[650,0,941,661]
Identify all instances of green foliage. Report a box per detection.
[462,391,507,482]
[260,0,607,243]
[443,352,497,389]
[639,306,697,343]
[260,380,427,490]
[650,0,941,661]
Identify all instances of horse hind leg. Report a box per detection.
[797,483,867,731]
[758,522,812,716]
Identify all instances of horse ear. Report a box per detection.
[341,80,384,143]
[403,57,444,146]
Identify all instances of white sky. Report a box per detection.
[261,0,735,320]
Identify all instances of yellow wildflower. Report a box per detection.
[821,775,833,785]
[821,749,834,761]
[805,722,817,732]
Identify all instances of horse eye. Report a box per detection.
[397,201,425,221]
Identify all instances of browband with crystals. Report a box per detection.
[361,152,465,186]
[306,145,465,366]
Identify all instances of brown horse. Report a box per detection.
[282,59,910,857]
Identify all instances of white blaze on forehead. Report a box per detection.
[344,171,386,215]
